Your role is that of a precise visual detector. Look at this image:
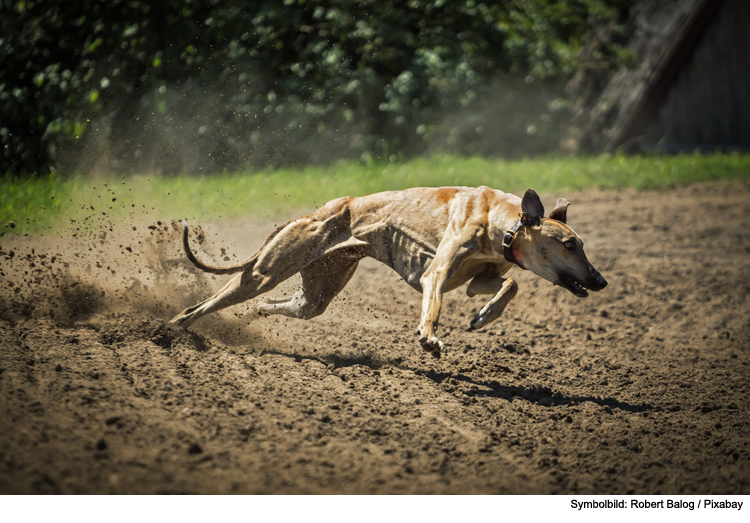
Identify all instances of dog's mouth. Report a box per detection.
[559,274,589,298]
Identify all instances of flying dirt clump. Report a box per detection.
[0,249,104,326]
[0,219,221,330]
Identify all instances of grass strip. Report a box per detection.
[2,152,749,236]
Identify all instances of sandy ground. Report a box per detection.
[0,182,749,494]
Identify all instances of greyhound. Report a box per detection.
[170,187,607,358]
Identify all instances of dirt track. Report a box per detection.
[1,182,749,494]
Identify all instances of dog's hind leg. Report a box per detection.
[170,268,281,327]
[171,198,364,327]
[255,250,361,320]
[170,246,357,328]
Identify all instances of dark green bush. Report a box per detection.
[0,0,631,175]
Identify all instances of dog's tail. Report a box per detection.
[181,220,246,275]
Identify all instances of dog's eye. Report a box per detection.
[564,240,575,250]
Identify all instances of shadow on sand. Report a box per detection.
[259,349,656,414]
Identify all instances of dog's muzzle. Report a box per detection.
[560,268,607,297]
[592,270,608,290]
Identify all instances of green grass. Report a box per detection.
[2,152,749,236]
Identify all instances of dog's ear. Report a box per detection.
[521,188,544,224]
[548,198,570,223]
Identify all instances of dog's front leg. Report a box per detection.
[417,268,446,357]
[417,234,477,359]
[469,278,518,330]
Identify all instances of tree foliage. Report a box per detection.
[0,0,631,175]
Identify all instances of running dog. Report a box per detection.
[170,187,607,358]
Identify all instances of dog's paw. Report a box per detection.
[169,315,188,328]
[418,335,443,359]
[469,304,495,330]
[469,313,486,330]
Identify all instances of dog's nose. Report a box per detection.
[590,268,608,290]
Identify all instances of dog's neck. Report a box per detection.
[487,205,527,264]
[505,219,534,270]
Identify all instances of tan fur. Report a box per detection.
[170,186,607,358]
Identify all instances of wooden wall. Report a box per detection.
[643,0,750,149]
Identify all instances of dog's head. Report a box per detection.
[514,189,607,297]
